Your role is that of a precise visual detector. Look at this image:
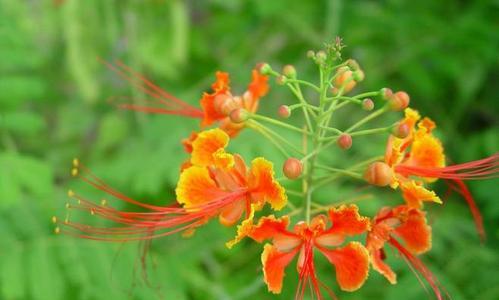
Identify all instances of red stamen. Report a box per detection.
[98,57,203,118]
[389,237,444,300]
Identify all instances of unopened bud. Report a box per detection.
[257,63,272,75]
[353,69,365,82]
[307,50,315,59]
[362,98,374,111]
[346,59,360,71]
[282,65,296,78]
[389,91,410,111]
[229,108,249,123]
[278,105,291,118]
[276,75,287,85]
[283,158,303,180]
[380,88,393,101]
[215,95,240,116]
[392,122,410,138]
[337,133,352,150]
[333,67,356,93]
[316,50,327,64]
[364,162,393,187]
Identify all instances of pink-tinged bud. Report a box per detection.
[392,122,410,138]
[283,158,303,180]
[330,87,340,96]
[346,59,360,71]
[257,63,272,75]
[364,162,393,186]
[333,67,356,93]
[229,108,249,123]
[217,96,241,116]
[282,64,296,78]
[389,91,410,111]
[380,88,393,101]
[307,50,315,59]
[278,105,291,118]
[362,98,374,111]
[337,133,352,150]
[276,75,287,85]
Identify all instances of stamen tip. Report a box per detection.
[71,168,78,177]
[67,189,75,197]
[54,227,61,234]
[72,158,79,167]
[100,199,107,206]
[51,216,57,224]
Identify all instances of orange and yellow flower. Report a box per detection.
[247,205,370,299]
[366,205,442,299]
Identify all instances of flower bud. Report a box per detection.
[215,95,240,116]
[276,75,287,85]
[362,98,374,111]
[353,69,365,82]
[346,59,360,71]
[364,162,393,187]
[389,91,410,111]
[229,108,249,123]
[380,88,393,101]
[278,105,291,118]
[282,64,297,78]
[392,122,410,139]
[257,63,272,75]
[283,158,303,180]
[333,67,356,94]
[315,50,327,64]
[337,133,352,150]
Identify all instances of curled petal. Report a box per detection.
[176,166,226,208]
[400,108,421,135]
[182,131,198,154]
[319,241,370,292]
[324,205,370,237]
[407,129,445,174]
[248,215,302,252]
[191,129,231,167]
[371,248,397,284]
[247,70,269,99]
[225,203,255,249]
[394,209,432,254]
[400,181,442,208]
[248,158,287,210]
[261,244,299,294]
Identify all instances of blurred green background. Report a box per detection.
[1,0,498,299]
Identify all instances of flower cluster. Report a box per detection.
[55,40,498,299]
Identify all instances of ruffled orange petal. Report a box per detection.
[191,129,233,168]
[181,131,198,153]
[371,248,397,284]
[248,158,287,210]
[176,166,225,208]
[248,215,294,243]
[261,244,299,294]
[385,135,405,168]
[247,70,269,99]
[319,241,370,292]
[394,208,432,254]
[400,181,442,208]
[401,108,421,133]
[407,129,445,170]
[200,72,231,126]
[225,203,255,249]
[324,205,370,237]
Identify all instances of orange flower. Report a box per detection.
[56,129,286,245]
[102,59,268,137]
[248,205,370,299]
[380,108,498,240]
[200,69,269,136]
[177,129,286,244]
[366,205,443,299]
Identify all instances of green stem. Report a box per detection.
[284,79,320,92]
[251,121,304,155]
[250,114,312,135]
[246,121,290,157]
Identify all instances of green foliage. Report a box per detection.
[0,0,497,299]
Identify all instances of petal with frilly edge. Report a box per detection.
[261,244,299,294]
[176,166,225,208]
[371,248,397,284]
[394,208,432,254]
[325,205,370,237]
[191,129,232,168]
[319,241,370,292]
[200,71,231,126]
[248,158,287,210]
[400,181,441,208]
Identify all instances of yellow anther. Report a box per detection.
[90,209,95,215]
[67,189,75,197]
[65,203,70,209]
[64,218,69,224]
[71,168,78,177]
[100,199,107,206]
[72,158,79,167]
[54,227,61,234]
[51,216,57,224]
